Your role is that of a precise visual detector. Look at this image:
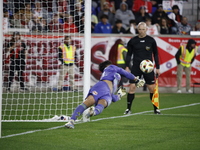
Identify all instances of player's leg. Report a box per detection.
[144,72,161,114]
[124,66,140,114]
[146,83,160,114]
[65,95,95,129]
[86,99,107,117]
[124,83,136,114]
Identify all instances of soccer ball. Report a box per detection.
[140,59,154,73]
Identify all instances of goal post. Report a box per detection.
[0,0,3,138]
[1,0,91,124]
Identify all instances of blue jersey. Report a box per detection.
[87,65,135,107]
[100,65,135,93]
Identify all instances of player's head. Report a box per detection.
[99,60,112,72]
[137,22,147,38]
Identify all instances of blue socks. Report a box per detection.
[94,104,104,116]
[71,103,87,120]
[70,103,105,120]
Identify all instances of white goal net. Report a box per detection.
[2,0,90,121]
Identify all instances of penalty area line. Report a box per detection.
[1,102,200,139]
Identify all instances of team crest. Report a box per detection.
[146,46,150,51]
[92,91,98,95]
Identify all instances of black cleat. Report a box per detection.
[154,109,161,114]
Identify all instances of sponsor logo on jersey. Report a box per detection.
[140,40,145,42]
[146,46,150,51]
[92,91,98,95]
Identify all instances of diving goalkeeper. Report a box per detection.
[65,60,145,129]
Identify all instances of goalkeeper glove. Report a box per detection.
[134,76,145,88]
[117,86,126,99]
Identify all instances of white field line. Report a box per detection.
[1,102,200,139]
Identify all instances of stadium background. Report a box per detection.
[3,34,200,89]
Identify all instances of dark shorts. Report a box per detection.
[130,65,155,85]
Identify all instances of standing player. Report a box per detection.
[124,22,161,115]
[65,60,145,129]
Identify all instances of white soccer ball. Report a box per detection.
[140,59,154,73]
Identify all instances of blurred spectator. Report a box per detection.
[40,18,48,32]
[112,20,126,34]
[17,3,33,26]
[48,14,63,32]
[115,2,135,29]
[159,18,170,34]
[111,0,133,10]
[135,6,152,24]
[57,0,68,19]
[41,0,57,13]
[132,0,152,14]
[91,13,98,32]
[71,3,84,32]
[93,14,112,33]
[28,15,43,32]
[3,8,10,28]
[168,5,182,34]
[6,32,28,92]
[152,4,168,24]
[98,2,115,26]
[63,15,78,33]
[145,18,159,35]
[176,16,192,35]
[194,22,200,31]
[151,0,158,14]
[32,1,51,24]
[10,13,25,28]
[125,19,137,34]
[79,14,85,33]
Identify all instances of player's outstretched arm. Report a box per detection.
[134,76,145,88]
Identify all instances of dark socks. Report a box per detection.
[127,93,135,110]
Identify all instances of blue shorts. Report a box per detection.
[86,81,112,107]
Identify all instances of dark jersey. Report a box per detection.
[125,35,160,69]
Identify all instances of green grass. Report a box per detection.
[1,93,200,150]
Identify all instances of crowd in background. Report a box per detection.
[3,0,200,35]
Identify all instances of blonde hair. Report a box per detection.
[137,22,147,29]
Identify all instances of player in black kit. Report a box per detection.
[124,22,161,114]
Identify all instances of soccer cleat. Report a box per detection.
[117,87,126,99]
[65,119,75,129]
[124,109,131,115]
[154,109,161,114]
[85,107,94,118]
[177,90,182,93]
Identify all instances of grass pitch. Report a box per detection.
[0,93,200,150]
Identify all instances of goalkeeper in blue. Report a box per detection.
[65,60,145,129]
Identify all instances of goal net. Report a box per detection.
[2,0,90,122]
